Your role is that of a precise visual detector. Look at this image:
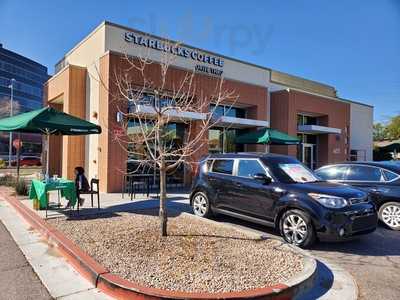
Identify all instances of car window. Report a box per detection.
[212,159,234,175]
[382,169,399,181]
[237,160,266,178]
[315,166,348,180]
[346,166,383,181]
[279,163,319,183]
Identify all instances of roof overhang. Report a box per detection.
[298,125,341,134]
[216,116,269,129]
[131,105,269,128]
[132,105,207,121]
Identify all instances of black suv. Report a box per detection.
[190,153,378,248]
[315,161,400,230]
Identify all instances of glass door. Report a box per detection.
[302,143,315,170]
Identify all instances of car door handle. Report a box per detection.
[234,182,242,187]
[273,187,285,194]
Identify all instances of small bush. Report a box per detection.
[15,179,28,196]
[0,174,16,187]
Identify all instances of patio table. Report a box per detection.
[29,178,77,211]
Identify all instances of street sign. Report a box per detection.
[12,138,22,149]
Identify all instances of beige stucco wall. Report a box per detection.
[104,23,270,88]
[350,102,373,161]
[60,24,106,180]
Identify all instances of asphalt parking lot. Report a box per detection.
[213,214,400,300]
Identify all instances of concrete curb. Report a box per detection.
[1,189,316,300]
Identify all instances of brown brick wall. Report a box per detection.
[270,90,350,167]
[99,52,268,192]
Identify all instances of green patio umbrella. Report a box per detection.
[0,106,101,176]
[235,128,300,145]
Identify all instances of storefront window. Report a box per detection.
[208,128,244,153]
[208,129,223,153]
[225,129,244,152]
[126,119,185,185]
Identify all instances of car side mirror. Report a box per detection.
[253,173,272,184]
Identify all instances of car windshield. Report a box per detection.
[279,163,320,183]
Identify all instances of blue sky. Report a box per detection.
[0,0,399,122]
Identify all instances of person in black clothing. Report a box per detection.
[74,166,89,206]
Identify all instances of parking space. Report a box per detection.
[212,213,400,300]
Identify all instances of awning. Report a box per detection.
[297,125,341,134]
[235,128,300,145]
[215,116,269,129]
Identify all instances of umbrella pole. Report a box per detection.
[46,134,50,179]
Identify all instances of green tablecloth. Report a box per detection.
[29,179,77,209]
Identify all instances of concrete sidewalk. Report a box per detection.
[0,195,111,300]
[0,221,52,300]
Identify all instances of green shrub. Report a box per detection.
[0,174,16,187]
[0,159,5,168]
[15,179,28,196]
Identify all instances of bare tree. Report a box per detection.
[109,41,237,236]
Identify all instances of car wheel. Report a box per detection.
[279,209,316,248]
[379,202,400,230]
[192,192,212,218]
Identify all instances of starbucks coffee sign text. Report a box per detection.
[124,32,224,68]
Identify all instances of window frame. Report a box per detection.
[209,158,235,176]
[381,168,400,182]
[235,158,273,180]
[208,157,274,181]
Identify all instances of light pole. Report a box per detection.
[8,78,16,167]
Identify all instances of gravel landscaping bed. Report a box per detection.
[48,210,303,293]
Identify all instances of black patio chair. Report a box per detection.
[77,179,100,211]
[129,175,150,200]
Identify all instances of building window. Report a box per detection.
[297,114,318,126]
[208,128,244,154]
[208,129,223,154]
[0,76,42,98]
[0,60,47,84]
[210,104,246,118]
[127,92,180,113]
[126,120,185,184]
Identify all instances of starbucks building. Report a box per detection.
[45,21,373,192]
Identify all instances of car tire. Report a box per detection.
[279,209,316,248]
[379,202,400,231]
[192,191,212,218]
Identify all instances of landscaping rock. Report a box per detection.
[49,210,303,293]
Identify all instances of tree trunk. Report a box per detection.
[159,160,168,236]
